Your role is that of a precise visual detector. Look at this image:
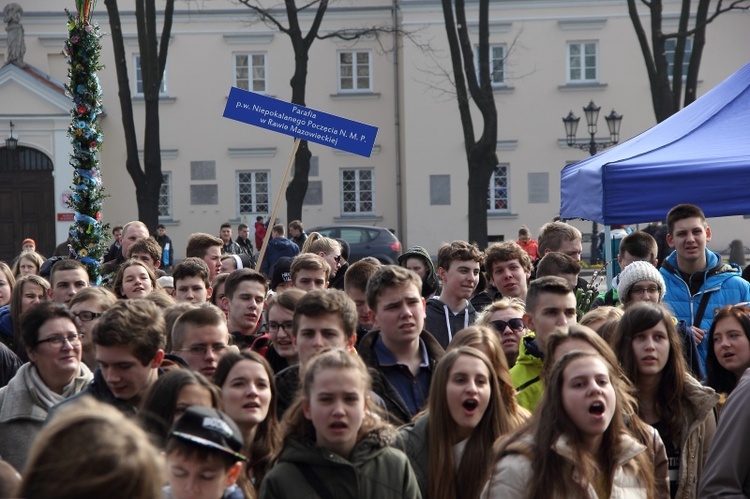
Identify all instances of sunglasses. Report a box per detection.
[490,318,525,332]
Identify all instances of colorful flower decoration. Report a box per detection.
[64,2,107,285]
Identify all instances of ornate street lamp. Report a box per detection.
[5,121,18,150]
[562,101,623,263]
[563,100,622,156]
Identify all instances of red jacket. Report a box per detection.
[254,221,267,251]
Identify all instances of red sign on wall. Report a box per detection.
[57,213,75,222]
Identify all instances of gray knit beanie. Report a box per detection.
[617,260,666,305]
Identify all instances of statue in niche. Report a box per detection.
[4,3,25,65]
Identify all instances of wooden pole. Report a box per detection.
[255,138,301,274]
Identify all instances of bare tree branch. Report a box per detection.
[628,0,747,122]
[236,0,290,34]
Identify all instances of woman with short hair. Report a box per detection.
[0,302,93,471]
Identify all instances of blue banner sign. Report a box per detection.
[223,87,379,157]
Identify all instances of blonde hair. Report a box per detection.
[18,398,165,498]
[281,348,388,446]
[579,306,623,328]
[475,298,526,327]
[300,232,340,255]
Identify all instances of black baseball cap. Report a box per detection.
[270,257,293,291]
[169,406,247,461]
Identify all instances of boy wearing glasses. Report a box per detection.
[510,276,577,412]
[170,305,230,379]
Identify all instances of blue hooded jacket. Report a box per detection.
[660,248,750,370]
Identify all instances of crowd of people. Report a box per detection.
[0,203,748,498]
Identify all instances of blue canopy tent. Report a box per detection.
[561,62,750,226]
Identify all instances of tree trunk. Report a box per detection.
[282,1,320,225]
[286,141,311,223]
[684,0,710,105]
[627,0,745,122]
[442,0,498,245]
[105,0,172,233]
[104,0,145,196]
[467,155,494,248]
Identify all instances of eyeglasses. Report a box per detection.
[268,321,294,333]
[36,333,83,348]
[490,318,525,332]
[630,285,659,295]
[178,344,229,356]
[72,311,104,322]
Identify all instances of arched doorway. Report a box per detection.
[0,145,56,262]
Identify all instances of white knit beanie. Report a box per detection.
[617,261,666,304]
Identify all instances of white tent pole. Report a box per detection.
[605,225,613,287]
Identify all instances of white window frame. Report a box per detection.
[487,164,510,213]
[237,170,270,216]
[566,41,598,83]
[665,37,693,81]
[476,44,506,87]
[490,44,506,87]
[234,52,267,93]
[158,172,172,220]
[338,50,372,92]
[340,168,374,215]
[133,54,168,96]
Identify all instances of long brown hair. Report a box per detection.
[545,325,662,477]
[214,351,281,489]
[449,326,529,426]
[493,351,654,499]
[9,275,50,355]
[427,346,518,499]
[611,302,688,445]
[112,259,158,299]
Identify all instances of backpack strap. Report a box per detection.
[693,290,714,328]
[516,376,540,393]
[295,462,336,498]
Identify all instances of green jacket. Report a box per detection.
[259,426,421,499]
[509,334,544,413]
[395,415,429,497]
